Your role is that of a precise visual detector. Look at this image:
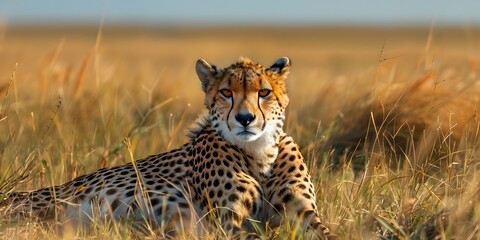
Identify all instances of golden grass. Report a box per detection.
[0,26,479,239]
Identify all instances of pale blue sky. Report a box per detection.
[1,0,479,26]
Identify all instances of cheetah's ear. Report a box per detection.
[268,57,291,77]
[196,59,218,93]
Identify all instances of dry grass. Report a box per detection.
[0,26,479,239]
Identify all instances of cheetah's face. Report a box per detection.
[196,57,290,145]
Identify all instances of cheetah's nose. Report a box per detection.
[235,113,256,127]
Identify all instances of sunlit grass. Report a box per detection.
[0,26,479,239]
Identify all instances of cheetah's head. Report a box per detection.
[196,57,290,147]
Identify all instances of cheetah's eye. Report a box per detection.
[220,89,233,98]
[258,89,271,98]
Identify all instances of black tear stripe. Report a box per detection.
[257,78,267,130]
[258,95,266,131]
[226,96,234,131]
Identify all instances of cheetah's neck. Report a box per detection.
[232,123,282,178]
[188,113,281,178]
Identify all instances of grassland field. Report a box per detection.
[0,26,479,239]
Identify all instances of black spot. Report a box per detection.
[217,190,223,198]
[273,203,282,211]
[239,179,249,184]
[225,182,232,190]
[223,160,230,167]
[178,202,190,209]
[279,161,286,169]
[288,166,296,173]
[73,181,84,187]
[126,190,135,197]
[40,191,50,196]
[289,155,296,161]
[150,198,160,206]
[218,169,224,176]
[209,191,215,199]
[299,165,305,171]
[266,179,274,188]
[90,178,100,185]
[84,187,93,194]
[175,191,184,198]
[228,194,239,202]
[213,179,220,187]
[110,199,121,212]
[283,193,293,203]
[226,172,233,178]
[146,180,155,185]
[106,189,117,195]
[237,186,246,193]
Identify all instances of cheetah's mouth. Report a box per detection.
[233,127,262,142]
[237,130,256,136]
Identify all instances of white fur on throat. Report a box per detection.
[213,115,283,176]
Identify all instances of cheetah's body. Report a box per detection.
[1,57,335,239]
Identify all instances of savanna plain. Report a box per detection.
[0,26,479,239]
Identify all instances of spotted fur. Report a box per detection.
[1,57,336,239]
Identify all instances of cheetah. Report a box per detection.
[1,57,336,239]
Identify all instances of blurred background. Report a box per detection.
[1,0,480,26]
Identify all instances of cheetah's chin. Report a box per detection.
[235,131,261,142]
